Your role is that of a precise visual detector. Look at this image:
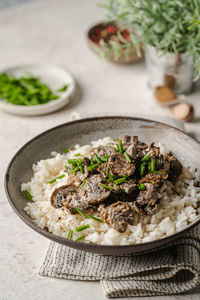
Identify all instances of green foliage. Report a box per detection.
[101,0,200,80]
[94,31,133,61]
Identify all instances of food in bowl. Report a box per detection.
[21,135,200,245]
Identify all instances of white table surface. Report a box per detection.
[0,0,199,299]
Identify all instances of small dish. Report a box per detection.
[0,65,76,116]
[87,22,143,64]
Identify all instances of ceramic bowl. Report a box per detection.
[0,65,76,116]
[87,22,143,64]
[5,116,200,255]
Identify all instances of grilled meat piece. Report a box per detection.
[125,144,145,161]
[168,155,183,181]
[149,142,160,157]
[108,153,136,177]
[134,200,159,216]
[139,170,168,184]
[77,174,111,207]
[97,163,108,178]
[90,146,115,157]
[99,201,134,233]
[133,183,160,215]
[51,185,77,208]
[120,179,137,194]
[120,135,138,148]
[155,155,170,173]
[120,135,148,151]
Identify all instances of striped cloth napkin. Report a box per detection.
[39,115,200,298]
[39,224,200,298]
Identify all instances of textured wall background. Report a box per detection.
[0,0,42,9]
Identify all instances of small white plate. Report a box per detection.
[0,65,76,116]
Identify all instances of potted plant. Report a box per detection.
[101,0,200,94]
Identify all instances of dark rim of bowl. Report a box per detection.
[4,116,200,249]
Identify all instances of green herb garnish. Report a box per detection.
[67,229,73,240]
[118,141,124,154]
[139,162,146,177]
[94,154,102,164]
[70,166,80,173]
[137,183,146,191]
[76,225,90,232]
[79,164,84,174]
[79,179,87,190]
[76,235,85,242]
[48,174,65,184]
[113,177,126,185]
[87,163,99,171]
[149,158,155,172]
[100,184,114,190]
[62,148,70,153]
[0,73,59,106]
[89,215,103,222]
[90,157,94,165]
[101,155,110,162]
[74,208,87,219]
[64,164,69,174]
[68,159,78,165]
[141,154,151,163]
[74,153,81,157]
[124,153,132,163]
[153,171,163,174]
[23,190,33,201]
[58,84,68,92]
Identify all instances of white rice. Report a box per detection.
[22,137,200,245]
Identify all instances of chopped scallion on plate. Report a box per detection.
[23,190,33,201]
[76,225,90,232]
[74,208,87,219]
[48,174,65,184]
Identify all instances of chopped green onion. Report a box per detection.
[62,148,70,153]
[119,141,124,154]
[79,164,84,174]
[137,183,146,191]
[100,184,114,190]
[79,179,87,190]
[106,165,109,175]
[94,154,102,164]
[108,174,118,180]
[113,177,127,185]
[115,138,119,142]
[74,153,81,157]
[153,171,163,174]
[64,164,69,174]
[48,174,66,184]
[149,158,156,172]
[101,157,109,162]
[141,154,151,162]
[67,229,73,240]
[105,178,113,183]
[121,188,125,192]
[68,159,78,165]
[76,235,85,242]
[76,224,90,232]
[116,143,120,152]
[70,166,80,173]
[109,145,117,151]
[140,162,146,177]
[23,190,33,201]
[90,157,94,165]
[58,84,68,92]
[87,163,99,171]
[89,215,102,222]
[74,208,87,218]
[124,153,132,163]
